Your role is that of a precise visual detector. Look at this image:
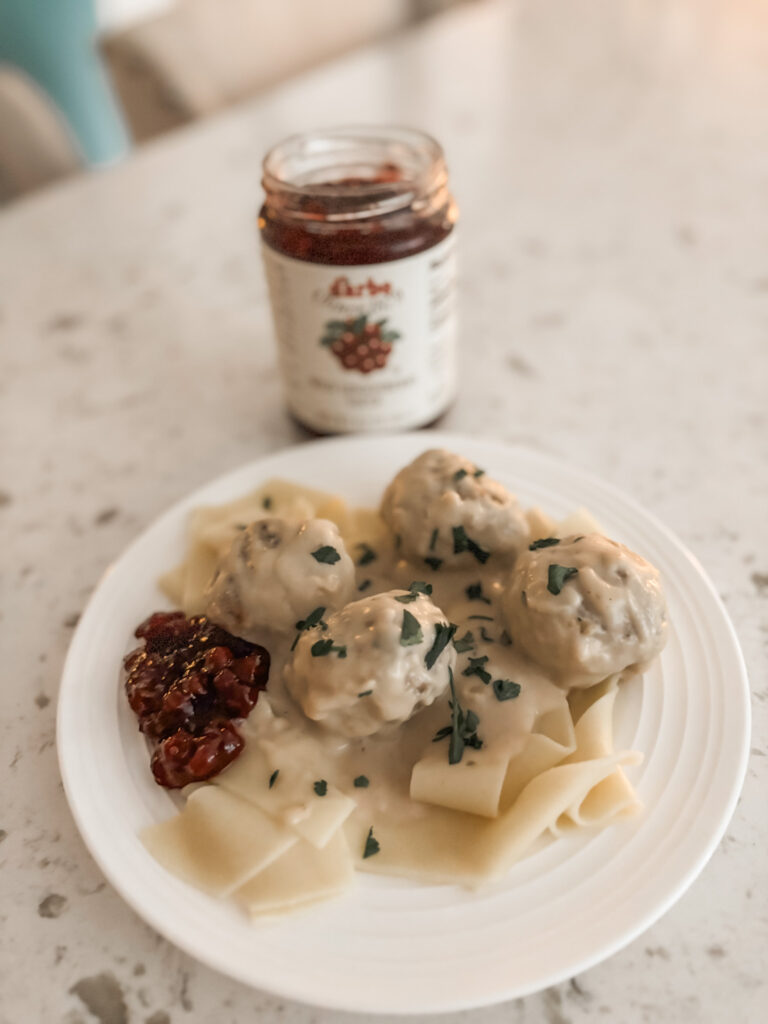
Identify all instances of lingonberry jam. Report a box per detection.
[259,127,458,434]
[124,611,269,788]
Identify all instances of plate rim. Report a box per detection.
[56,431,751,1013]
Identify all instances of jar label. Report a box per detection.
[261,233,457,433]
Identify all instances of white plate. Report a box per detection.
[57,433,750,1014]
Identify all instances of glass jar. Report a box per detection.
[259,126,458,434]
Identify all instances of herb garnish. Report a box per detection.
[353,775,369,788]
[400,609,423,647]
[500,629,513,646]
[313,779,328,797]
[262,496,272,510]
[356,543,377,566]
[358,579,372,592]
[291,605,327,650]
[453,630,475,653]
[311,638,347,658]
[424,556,443,571]
[547,564,579,595]
[363,827,380,859]
[473,468,485,478]
[480,626,495,643]
[453,468,468,482]
[493,678,521,702]
[452,525,490,564]
[424,622,456,669]
[428,528,438,551]
[395,581,433,603]
[268,769,279,788]
[358,689,373,698]
[529,536,560,551]
[466,581,491,604]
[463,655,492,686]
[433,668,482,764]
[394,534,402,550]
[311,545,340,564]
[467,614,494,621]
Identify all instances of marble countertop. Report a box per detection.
[1,0,766,1021]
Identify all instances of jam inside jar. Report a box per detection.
[259,126,458,435]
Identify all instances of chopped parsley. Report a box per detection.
[394,534,402,550]
[358,578,372,592]
[473,467,485,478]
[363,826,380,859]
[480,626,495,643]
[424,621,456,669]
[311,545,340,564]
[453,468,468,482]
[313,779,328,797]
[424,556,443,571]
[356,543,377,566]
[433,668,482,764]
[493,678,521,702]
[353,775,370,788]
[358,689,373,698]
[467,614,494,621]
[463,655,492,686]
[311,638,347,658]
[500,629,513,646]
[547,564,579,595]
[428,528,439,551]
[529,536,560,551]
[452,525,490,564]
[262,496,273,510]
[466,581,491,604]
[395,581,433,603]
[291,605,327,650]
[453,630,475,653]
[268,769,279,788]
[400,609,423,647]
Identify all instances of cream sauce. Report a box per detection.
[236,537,567,827]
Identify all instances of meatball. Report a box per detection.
[503,533,668,688]
[284,590,456,737]
[204,517,355,638]
[380,449,528,567]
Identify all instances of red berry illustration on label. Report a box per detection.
[320,315,401,374]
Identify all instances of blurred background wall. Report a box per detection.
[0,0,468,204]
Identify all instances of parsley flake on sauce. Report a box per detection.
[356,543,377,566]
[357,689,373,698]
[473,468,485,478]
[452,525,490,564]
[433,668,482,764]
[358,578,372,592]
[424,622,456,669]
[353,775,369,788]
[395,581,433,603]
[453,630,475,653]
[493,678,521,702]
[400,609,423,647]
[363,827,380,859]
[463,655,492,686]
[313,779,328,797]
[547,564,579,595]
[268,769,279,788]
[291,605,327,650]
[467,614,494,621]
[529,536,560,551]
[480,626,495,643]
[428,528,439,551]
[466,581,491,604]
[311,545,340,564]
[262,496,273,510]
[453,468,468,482]
[424,556,443,571]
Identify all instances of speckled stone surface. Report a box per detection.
[1,1,766,1021]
